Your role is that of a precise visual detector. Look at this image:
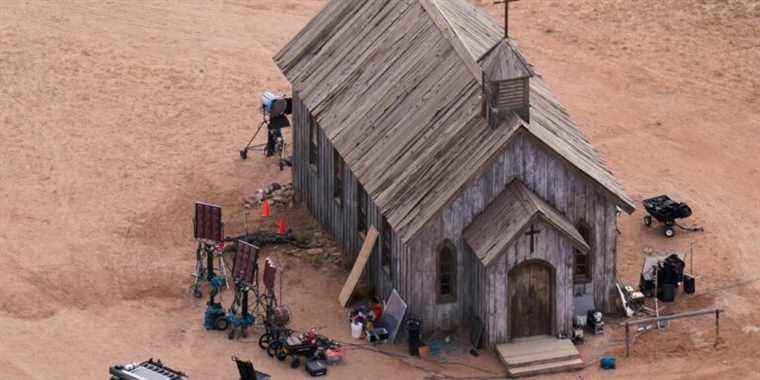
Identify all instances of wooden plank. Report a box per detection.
[497,337,578,360]
[338,226,378,307]
[507,358,584,378]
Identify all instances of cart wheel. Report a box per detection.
[275,346,288,362]
[215,316,230,331]
[291,358,301,369]
[259,333,271,350]
[644,215,652,226]
[192,287,203,299]
[664,227,675,238]
[266,342,278,357]
[240,149,248,160]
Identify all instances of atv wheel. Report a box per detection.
[259,333,271,350]
[267,341,281,358]
[275,346,288,362]
[215,316,229,331]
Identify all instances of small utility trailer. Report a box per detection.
[642,195,697,237]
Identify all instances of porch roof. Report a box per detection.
[463,179,590,266]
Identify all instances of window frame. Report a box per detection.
[381,217,392,278]
[309,116,319,174]
[357,182,368,238]
[436,240,458,304]
[574,221,593,284]
[333,148,344,207]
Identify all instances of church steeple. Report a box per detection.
[481,40,532,127]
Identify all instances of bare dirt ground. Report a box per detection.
[1,1,758,379]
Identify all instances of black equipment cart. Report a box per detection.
[642,195,695,237]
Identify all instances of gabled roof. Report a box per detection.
[481,39,533,81]
[274,0,634,242]
[463,179,590,267]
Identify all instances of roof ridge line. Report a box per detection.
[418,0,484,84]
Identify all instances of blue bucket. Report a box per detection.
[600,356,616,369]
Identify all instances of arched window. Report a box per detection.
[437,241,457,304]
[574,221,592,284]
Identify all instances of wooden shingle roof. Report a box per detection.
[274,0,634,242]
[463,179,590,267]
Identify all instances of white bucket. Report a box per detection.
[351,322,363,339]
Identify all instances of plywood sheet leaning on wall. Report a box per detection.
[338,226,378,307]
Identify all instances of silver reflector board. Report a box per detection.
[233,240,259,284]
[194,201,222,241]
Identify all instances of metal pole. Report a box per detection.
[624,308,724,326]
[715,309,720,347]
[690,241,694,275]
[243,211,249,236]
[653,265,660,326]
[625,322,630,357]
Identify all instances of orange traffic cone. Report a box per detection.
[262,199,271,217]
[278,218,287,234]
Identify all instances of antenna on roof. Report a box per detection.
[493,0,519,39]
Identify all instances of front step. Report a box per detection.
[507,358,585,378]
[496,336,584,378]
[504,349,579,368]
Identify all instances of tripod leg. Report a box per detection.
[244,121,267,151]
[219,252,230,289]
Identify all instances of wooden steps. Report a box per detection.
[496,336,584,378]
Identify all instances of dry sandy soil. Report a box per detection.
[1,0,759,379]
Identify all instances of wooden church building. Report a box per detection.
[274,0,635,347]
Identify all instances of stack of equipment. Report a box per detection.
[657,254,685,302]
[305,359,328,377]
[240,91,293,168]
[639,253,687,302]
[368,327,389,344]
[587,310,604,335]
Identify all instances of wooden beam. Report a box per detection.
[338,226,379,307]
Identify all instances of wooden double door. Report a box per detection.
[508,261,554,339]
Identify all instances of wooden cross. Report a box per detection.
[494,0,520,38]
[525,224,540,253]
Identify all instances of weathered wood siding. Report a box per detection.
[470,219,575,347]
[292,94,398,301]
[409,128,619,342]
[296,91,619,344]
